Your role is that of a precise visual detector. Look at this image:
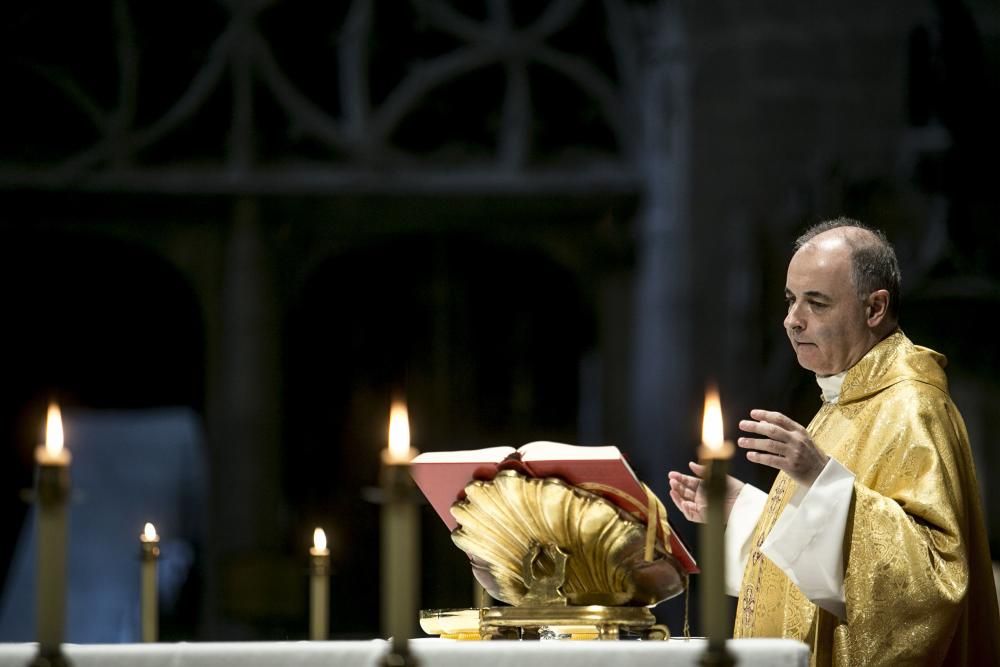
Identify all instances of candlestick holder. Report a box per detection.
[31,462,72,667]
[380,635,419,667]
[700,646,736,667]
[28,647,72,667]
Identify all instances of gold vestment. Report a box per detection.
[734,331,1000,666]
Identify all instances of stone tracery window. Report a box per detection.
[2,0,654,187]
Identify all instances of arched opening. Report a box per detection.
[0,230,204,413]
[284,232,597,635]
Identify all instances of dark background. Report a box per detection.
[1,0,998,640]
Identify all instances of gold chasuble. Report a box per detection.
[734,331,1000,666]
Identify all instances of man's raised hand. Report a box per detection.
[738,409,829,487]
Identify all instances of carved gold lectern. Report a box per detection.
[420,470,686,640]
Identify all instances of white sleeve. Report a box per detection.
[724,483,768,596]
[760,458,855,619]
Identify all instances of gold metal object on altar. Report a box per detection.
[420,470,682,640]
[420,605,669,641]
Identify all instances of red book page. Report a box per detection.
[666,529,698,574]
[411,454,511,531]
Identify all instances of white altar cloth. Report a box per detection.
[0,638,808,666]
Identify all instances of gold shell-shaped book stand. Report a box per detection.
[450,470,684,609]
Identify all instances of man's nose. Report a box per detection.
[785,303,804,331]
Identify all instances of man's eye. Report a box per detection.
[810,301,828,310]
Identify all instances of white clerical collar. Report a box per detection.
[816,371,847,404]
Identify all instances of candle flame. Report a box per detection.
[143,522,158,541]
[45,402,64,455]
[313,527,327,552]
[702,386,725,450]
[387,400,411,462]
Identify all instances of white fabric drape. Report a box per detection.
[725,458,856,619]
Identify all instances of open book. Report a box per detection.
[410,441,698,574]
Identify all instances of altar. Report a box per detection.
[0,638,809,667]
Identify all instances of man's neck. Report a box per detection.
[816,326,901,403]
[816,371,848,404]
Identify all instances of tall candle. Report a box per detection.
[698,388,735,667]
[34,402,71,662]
[140,522,160,642]
[309,527,330,640]
[380,400,420,657]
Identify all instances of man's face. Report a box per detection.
[783,237,873,376]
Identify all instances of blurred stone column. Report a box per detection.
[625,1,700,638]
[630,2,695,482]
[205,197,286,637]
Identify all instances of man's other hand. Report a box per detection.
[668,462,746,524]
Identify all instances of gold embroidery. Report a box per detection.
[731,332,1000,665]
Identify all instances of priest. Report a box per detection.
[669,219,1000,666]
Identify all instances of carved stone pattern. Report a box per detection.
[0,0,665,192]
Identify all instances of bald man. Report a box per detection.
[669,219,999,666]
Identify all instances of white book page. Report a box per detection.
[410,446,515,463]
[518,441,622,461]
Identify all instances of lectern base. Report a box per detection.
[420,606,670,641]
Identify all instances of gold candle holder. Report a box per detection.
[32,403,72,667]
[140,523,160,643]
[473,581,489,609]
[380,401,420,666]
[309,528,330,640]
[698,388,735,667]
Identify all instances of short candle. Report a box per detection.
[309,527,330,640]
[140,522,160,643]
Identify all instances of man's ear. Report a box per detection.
[866,289,890,326]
